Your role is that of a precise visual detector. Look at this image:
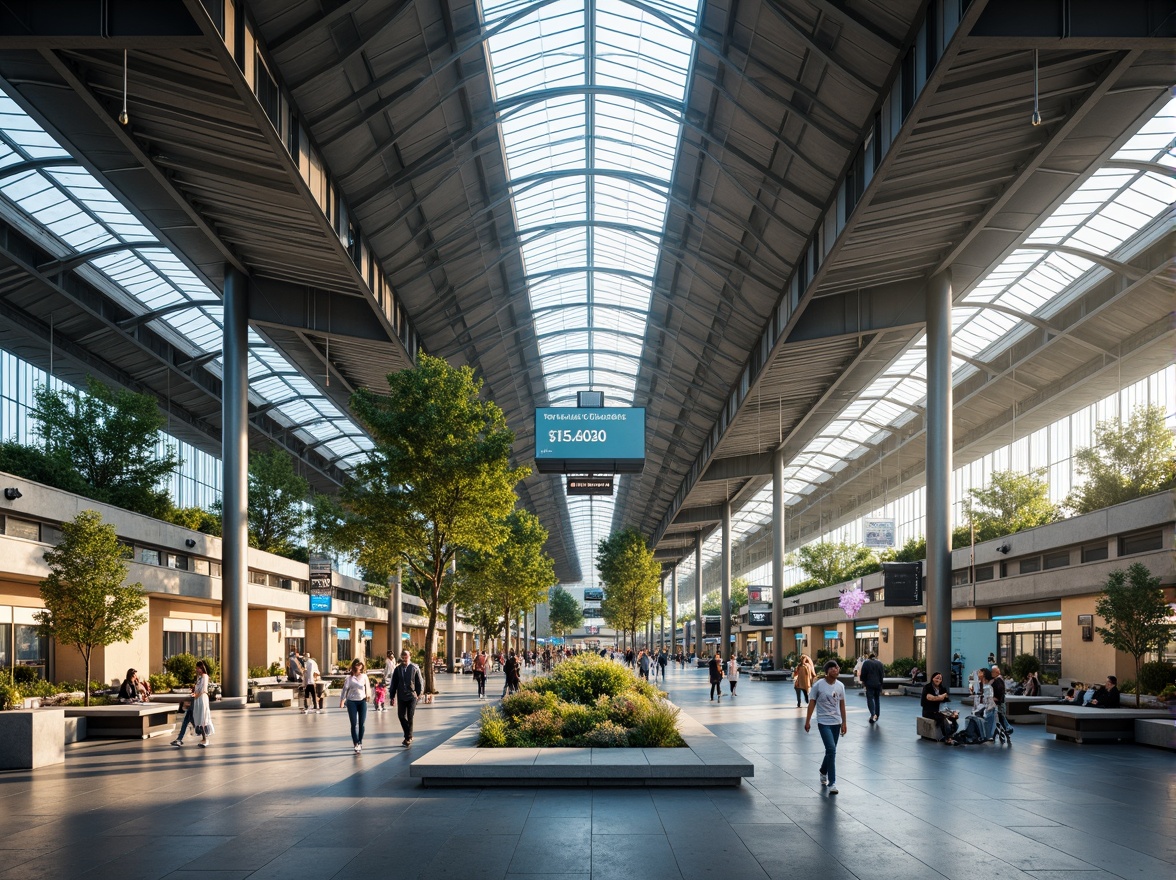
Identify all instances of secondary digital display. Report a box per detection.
[535,407,645,473]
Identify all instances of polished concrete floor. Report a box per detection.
[1,663,1172,880]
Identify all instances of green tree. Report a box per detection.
[31,377,179,517]
[0,439,88,495]
[161,505,222,536]
[248,448,309,556]
[787,541,880,588]
[959,469,1059,543]
[1094,562,1174,702]
[547,586,584,639]
[701,577,749,619]
[34,510,147,705]
[313,354,528,694]
[891,535,926,563]
[457,509,557,651]
[1069,405,1176,514]
[598,528,664,647]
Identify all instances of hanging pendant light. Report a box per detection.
[1031,49,1042,126]
[118,50,129,126]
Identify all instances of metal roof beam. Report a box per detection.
[967,0,1176,45]
[0,0,202,46]
[248,280,396,345]
[701,451,774,482]
[786,280,926,343]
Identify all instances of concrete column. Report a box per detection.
[670,565,678,655]
[772,447,785,668]
[389,568,402,660]
[220,265,248,703]
[926,270,953,678]
[694,535,703,656]
[523,608,529,656]
[446,560,457,673]
[721,498,732,661]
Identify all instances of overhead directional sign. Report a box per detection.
[567,476,614,495]
[884,562,923,606]
[535,407,645,473]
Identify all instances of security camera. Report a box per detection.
[996,543,1010,554]
[3,487,21,501]
[185,538,197,548]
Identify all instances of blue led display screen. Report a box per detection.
[534,407,645,474]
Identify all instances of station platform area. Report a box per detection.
[1,664,1171,880]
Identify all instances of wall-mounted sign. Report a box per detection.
[583,588,604,602]
[362,630,373,639]
[703,615,721,635]
[863,518,896,549]
[309,556,333,612]
[585,625,599,635]
[748,586,769,603]
[883,561,923,606]
[535,407,645,473]
[567,476,614,496]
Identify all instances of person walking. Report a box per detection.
[794,654,815,708]
[657,649,669,680]
[726,655,740,697]
[301,650,322,714]
[287,649,303,683]
[190,660,214,748]
[638,650,651,680]
[388,648,423,746]
[503,650,521,697]
[472,649,488,699]
[860,652,886,723]
[804,660,847,794]
[339,658,372,753]
[708,652,724,702]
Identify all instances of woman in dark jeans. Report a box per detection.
[921,672,956,744]
[708,653,724,702]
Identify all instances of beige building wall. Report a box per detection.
[248,608,286,671]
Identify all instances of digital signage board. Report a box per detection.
[535,407,645,473]
[309,556,333,613]
[883,562,923,606]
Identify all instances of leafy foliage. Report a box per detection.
[314,354,529,694]
[1068,405,1176,513]
[36,510,147,705]
[1095,562,1174,699]
[547,586,584,638]
[597,527,664,645]
[701,577,749,618]
[1137,661,1175,696]
[248,448,309,555]
[0,440,89,495]
[957,469,1060,544]
[456,509,556,650]
[477,655,683,748]
[891,535,927,563]
[165,653,198,685]
[886,656,917,677]
[1010,653,1040,681]
[31,377,178,517]
[160,505,222,536]
[787,541,881,588]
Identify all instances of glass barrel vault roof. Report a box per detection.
[482,0,703,585]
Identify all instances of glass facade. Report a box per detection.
[998,619,1062,679]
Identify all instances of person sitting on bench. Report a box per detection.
[1089,675,1120,708]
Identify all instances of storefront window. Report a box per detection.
[0,622,10,671]
[997,618,1061,678]
[15,623,48,679]
[163,632,221,663]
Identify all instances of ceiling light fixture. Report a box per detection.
[118,50,129,126]
[1031,49,1042,126]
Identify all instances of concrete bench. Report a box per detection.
[64,704,177,739]
[1029,705,1171,743]
[256,688,294,708]
[0,709,66,770]
[749,670,793,682]
[1003,695,1058,724]
[1134,718,1175,750]
[916,715,942,741]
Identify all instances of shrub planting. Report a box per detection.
[477,653,685,748]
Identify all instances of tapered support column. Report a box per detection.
[772,447,785,667]
[694,535,703,656]
[670,566,678,655]
[220,265,248,703]
[721,499,732,661]
[389,567,402,658]
[926,270,954,678]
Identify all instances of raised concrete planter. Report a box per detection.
[1134,718,1175,750]
[64,716,87,744]
[1004,696,1057,723]
[916,716,941,741]
[0,709,65,770]
[411,706,753,787]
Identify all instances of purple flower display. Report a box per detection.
[839,584,870,619]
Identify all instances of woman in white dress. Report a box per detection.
[190,660,214,748]
[726,656,740,697]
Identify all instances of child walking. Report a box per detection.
[373,681,387,712]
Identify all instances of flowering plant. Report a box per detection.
[839,584,870,618]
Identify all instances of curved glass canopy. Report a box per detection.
[0,94,372,477]
[482,0,703,584]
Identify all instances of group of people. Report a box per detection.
[705,653,742,700]
[1059,676,1120,707]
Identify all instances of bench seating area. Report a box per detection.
[1003,695,1058,723]
[1133,718,1175,751]
[256,688,293,708]
[916,716,942,741]
[1029,705,1170,743]
[64,704,176,739]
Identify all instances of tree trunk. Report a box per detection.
[83,646,92,707]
